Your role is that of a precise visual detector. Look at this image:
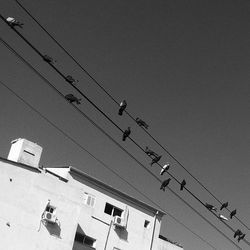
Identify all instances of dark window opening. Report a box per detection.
[46,206,54,213]
[74,232,96,247]
[144,220,150,228]
[104,203,123,217]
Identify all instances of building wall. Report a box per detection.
[0,160,81,250]
[0,159,164,250]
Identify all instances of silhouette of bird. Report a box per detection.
[6,17,23,28]
[218,214,228,221]
[136,118,149,129]
[160,178,171,191]
[230,209,237,219]
[65,94,81,104]
[118,100,127,116]
[160,164,170,175]
[65,75,78,84]
[234,229,243,238]
[220,202,229,210]
[180,179,186,191]
[238,233,246,242]
[42,54,56,64]
[122,127,131,141]
[145,147,159,158]
[205,203,217,212]
[150,155,162,166]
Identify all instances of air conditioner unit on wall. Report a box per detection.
[113,216,125,228]
[44,211,57,223]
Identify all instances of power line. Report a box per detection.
[0,19,248,247]
[13,0,250,231]
[0,79,217,250]
[0,36,247,249]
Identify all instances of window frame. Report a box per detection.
[104,202,123,217]
[84,192,95,207]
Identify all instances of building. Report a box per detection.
[0,138,183,250]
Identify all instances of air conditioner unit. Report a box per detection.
[113,216,125,228]
[44,211,57,223]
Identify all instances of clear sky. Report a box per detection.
[1,1,250,249]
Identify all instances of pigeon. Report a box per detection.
[65,94,81,104]
[122,127,131,141]
[145,147,159,158]
[118,100,127,116]
[218,214,228,221]
[234,229,243,238]
[43,54,56,64]
[6,17,23,28]
[220,202,229,211]
[230,209,237,219]
[65,75,78,84]
[136,118,149,129]
[237,233,246,242]
[160,178,171,191]
[180,179,186,191]
[205,203,217,212]
[150,155,162,166]
[160,164,170,175]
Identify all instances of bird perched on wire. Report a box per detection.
[42,54,56,64]
[150,155,162,166]
[6,17,23,28]
[218,214,228,221]
[65,94,81,104]
[205,203,217,212]
[122,127,131,141]
[118,100,127,116]
[234,229,243,238]
[160,164,170,175]
[220,202,228,210]
[136,118,149,129]
[230,209,237,219]
[160,178,171,191]
[180,179,186,191]
[145,147,159,158]
[65,75,78,84]
[237,233,246,242]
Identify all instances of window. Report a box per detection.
[144,220,150,228]
[46,205,55,214]
[74,232,96,247]
[104,203,123,217]
[84,192,95,207]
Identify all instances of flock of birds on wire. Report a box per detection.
[4,16,247,243]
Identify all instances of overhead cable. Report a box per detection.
[13,0,249,231]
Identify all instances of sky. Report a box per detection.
[0,0,250,249]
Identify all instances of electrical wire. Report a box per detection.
[0,79,217,250]
[13,0,250,231]
[1,20,249,247]
[0,36,247,249]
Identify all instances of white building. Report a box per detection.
[0,138,183,250]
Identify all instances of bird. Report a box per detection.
[160,178,171,191]
[65,94,81,104]
[65,75,78,84]
[205,203,217,212]
[136,118,149,129]
[42,54,56,64]
[145,147,159,158]
[234,229,243,238]
[230,209,237,219]
[160,164,170,175]
[220,202,229,210]
[150,155,162,166]
[118,100,127,116]
[180,179,186,191]
[218,214,228,221]
[122,127,131,141]
[237,233,246,242]
[6,17,23,28]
